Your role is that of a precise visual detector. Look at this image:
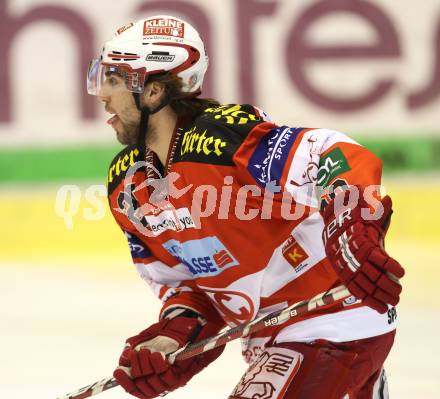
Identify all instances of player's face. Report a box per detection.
[99,73,140,145]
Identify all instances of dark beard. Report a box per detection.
[116,122,156,148]
[116,122,139,146]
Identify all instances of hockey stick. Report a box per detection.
[56,284,350,399]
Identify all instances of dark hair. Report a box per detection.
[147,72,220,118]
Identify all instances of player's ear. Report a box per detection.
[143,81,166,107]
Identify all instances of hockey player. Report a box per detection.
[87,15,405,399]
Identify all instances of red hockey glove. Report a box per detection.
[322,188,405,314]
[113,316,224,399]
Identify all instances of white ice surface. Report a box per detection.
[0,265,438,399]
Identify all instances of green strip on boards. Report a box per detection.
[0,145,122,184]
[357,137,440,173]
[0,137,439,183]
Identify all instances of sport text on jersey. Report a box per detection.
[249,126,303,187]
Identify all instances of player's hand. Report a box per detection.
[322,187,405,314]
[113,316,224,399]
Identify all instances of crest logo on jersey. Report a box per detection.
[163,236,239,277]
[200,286,255,326]
[143,18,185,38]
[282,236,308,271]
[249,126,303,188]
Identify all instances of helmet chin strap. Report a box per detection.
[133,92,170,152]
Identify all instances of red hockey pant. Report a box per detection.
[230,330,395,399]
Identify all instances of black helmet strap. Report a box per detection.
[133,91,170,150]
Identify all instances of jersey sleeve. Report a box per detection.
[122,229,225,328]
[234,124,382,211]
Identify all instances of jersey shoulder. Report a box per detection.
[173,103,268,166]
[107,144,143,195]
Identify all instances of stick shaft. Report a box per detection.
[56,284,350,399]
[169,284,349,362]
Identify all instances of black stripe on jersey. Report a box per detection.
[173,104,264,166]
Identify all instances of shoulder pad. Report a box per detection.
[174,104,264,166]
[107,145,142,195]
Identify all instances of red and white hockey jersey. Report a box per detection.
[107,104,396,363]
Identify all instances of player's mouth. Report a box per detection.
[105,107,120,126]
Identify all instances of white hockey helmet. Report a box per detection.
[87,15,208,97]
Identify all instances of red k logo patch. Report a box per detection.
[282,236,308,269]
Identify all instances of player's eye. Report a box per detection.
[108,76,119,86]
[104,70,124,88]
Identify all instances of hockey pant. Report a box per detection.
[230,330,395,399]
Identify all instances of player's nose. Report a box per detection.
[97,85,111,102]
[98,92,110,103]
